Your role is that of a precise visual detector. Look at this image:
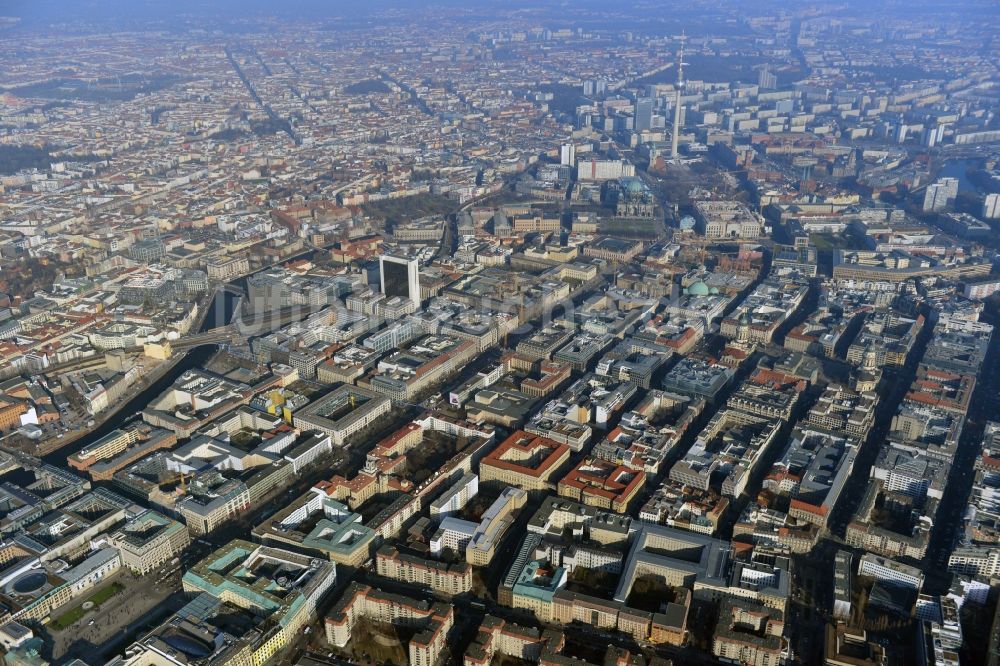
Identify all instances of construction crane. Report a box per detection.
[161,469,192,493]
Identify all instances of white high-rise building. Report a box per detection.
[758,65,777,91]
[634,98,654,132]
[983,193,1000,219]
[379,255,420,310]
[560,143,576,167]
[922,177,959,212]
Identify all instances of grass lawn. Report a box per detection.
[88,582,123,605]
[49,606,87,630]
[49,582,123,630]
[809,231,868,251]
[808,233,846,250]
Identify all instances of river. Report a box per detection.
[939,158,977,193]
[41,289,239,465]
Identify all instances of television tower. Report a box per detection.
[671,33,687,159]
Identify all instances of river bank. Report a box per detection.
[36,289,238,465]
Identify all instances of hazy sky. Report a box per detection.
[2,0,994,31]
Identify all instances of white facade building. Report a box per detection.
[858,553,924,590]
[429,472,479,518]
[983,193,1000,220]
[922,178,959,213]
[430,518,477,555]
[379,255,421,310]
